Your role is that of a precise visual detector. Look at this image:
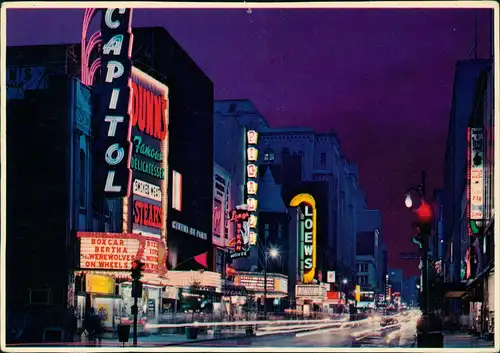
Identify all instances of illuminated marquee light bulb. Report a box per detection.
[247,181,258,195]
[247,130,258,145]
[249,231,257,245]
[247,147,259,162]
[247,198,258,212]
[249,214,258,228]
[247,164,258,179]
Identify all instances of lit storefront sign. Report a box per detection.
[171,221,208,240]
[327,271,336,283]
[213,167,231,248]
[468,128,484,229]
[246,130,259,245]
[295,284,327,299]
[290,194,317,284]
[229,209,251,259]
[78,232,167,275]
[355,285,361,302]
[133,179,162,202]
[86,274,115,295]
[166,270,222,292]
[127,67,169,244]
[233,272,288,296]
[91,8,134,198]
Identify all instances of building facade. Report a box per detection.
[441,59,494,336]
[356,209,384,296]
[257,128,359,282]
[402,275,419,308]
[6,72,106,332]
[6,21,216,336]
[388,268,404,301]
[213,99,269,272]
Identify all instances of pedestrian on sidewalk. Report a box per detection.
[83,308,96,347]
[92,310,104,347]
[63,306,77,342]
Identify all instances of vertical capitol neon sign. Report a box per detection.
[92,8,134,198]
[290,193,317,284]
[246,130,259,245]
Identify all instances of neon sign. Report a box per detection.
[131,80,168,140]
[290,194,317,284]
[133,200,163,229]
[78,232,167,275]
[130,156,166,179]
[132,136,163,161]
[92,8,134,198]
[245,130,259,246]
[468,128,484,221]
[229,209,251,259]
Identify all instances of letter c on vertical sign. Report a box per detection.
[290,193,317,284]
[105,8,126,29]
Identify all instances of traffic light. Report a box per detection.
[131,260,145,280]
[414,200,433,235]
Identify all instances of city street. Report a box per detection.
[7,313,495,349]
[3,4,497,352]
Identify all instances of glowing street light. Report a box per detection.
[405,193,413,208]
[342,278,348,285]
[269,248,279,258]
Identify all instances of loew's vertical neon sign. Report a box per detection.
[290,193,317,284]
[92,8,134,198]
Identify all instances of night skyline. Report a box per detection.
[6,5,494,276]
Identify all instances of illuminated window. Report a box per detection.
[79,149,86,208]
[263,147,275,164]
[172,170,182,211]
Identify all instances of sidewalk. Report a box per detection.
[443,331,494,348]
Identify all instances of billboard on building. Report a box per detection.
[213,166,231,248]
[78,232,167,275]
[123,67,169,248]
[290,194,317,284]
[91,8,134,199]
[468,128,484,222]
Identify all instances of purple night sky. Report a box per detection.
[6,6,493,277]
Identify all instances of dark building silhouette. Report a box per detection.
[7,75,75,332]
[119,27,215,271]
[5,26,214,339]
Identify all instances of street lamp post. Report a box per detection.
[264,247,279,320]
[342,278,349,315]
[406,170,443,348]
[405,170,429,314]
